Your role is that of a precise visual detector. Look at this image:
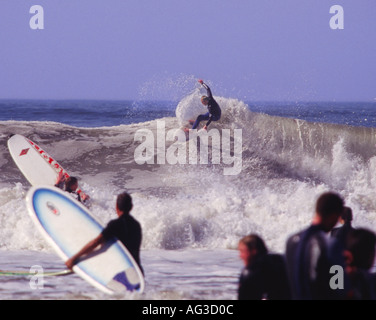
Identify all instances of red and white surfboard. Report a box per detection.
[7,134,87,198]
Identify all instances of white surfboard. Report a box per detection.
[7,134,87,198]
[26,186,145,295]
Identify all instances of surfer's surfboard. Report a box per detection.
[0,269,72,277]
[7,134,87,198]
[26,186,145,295]
[173,124,206,143]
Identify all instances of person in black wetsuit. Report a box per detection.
[65,192,143,274]
[328,206,355,284]
[189,79,221,131]
[343,228,376,300]
[331,206,355,241]
[238,234,291,300]
[55,171,90,205]
[285,192,344,300]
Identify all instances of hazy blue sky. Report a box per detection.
[1,1,375,101]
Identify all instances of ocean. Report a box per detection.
[1,91,376,300]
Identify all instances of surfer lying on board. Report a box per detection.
[55,171,90,204]
[185,79,221,132]
[65,192,143,274]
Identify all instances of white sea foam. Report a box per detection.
[1,94,376,298]
[1,108,376,253]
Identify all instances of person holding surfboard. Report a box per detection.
[186,79,221,131]
[65,192,143,274]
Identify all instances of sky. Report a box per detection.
[0,0,375,101]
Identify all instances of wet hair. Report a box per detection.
[116,192,133,213]
[346,228,376,270]
[239,234,268,256]
[201,95,209,103]
[342,206,353,222]
[65,177,78,191]
[315,192,344,218]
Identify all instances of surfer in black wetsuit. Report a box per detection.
[54,172,90,204]
[328,206,355,282]
[285,192,344,300]
[343,228,376,300]
[65,192,143,274]
[188,79,221,131]
[331,206,355,241]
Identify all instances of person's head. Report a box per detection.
[314,192,344,232]
[238,234,268,267]
[345,228,376,271]
[116,192,133,216]
[340,206,353,225]
[201,96,209,106]
[65,177,78,192]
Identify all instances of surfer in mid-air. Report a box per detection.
[186,79,221,131]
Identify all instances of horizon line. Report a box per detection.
[0,98,375,104]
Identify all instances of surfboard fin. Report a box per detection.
[107,269,141,292]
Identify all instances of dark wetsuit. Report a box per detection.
[101,214,143,274]
[285,225,334,300]
[192,83,221,129]
[346,269,376,300]
[238,253,291,300]
[332,226,376,300]
[329,222,355,276]
[55,181,84,204]
[331,222,354,242]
